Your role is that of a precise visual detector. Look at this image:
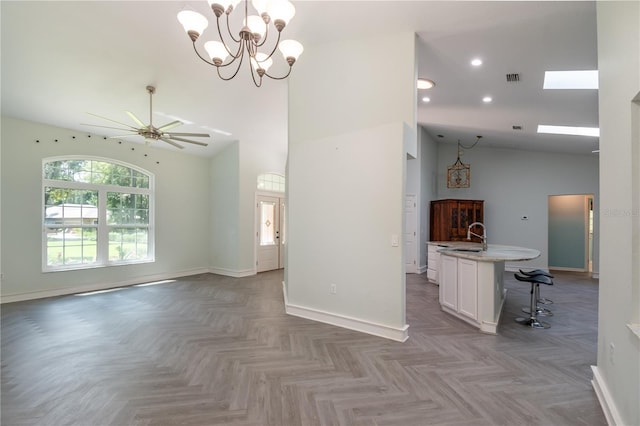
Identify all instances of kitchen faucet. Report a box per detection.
[467,222,487,251]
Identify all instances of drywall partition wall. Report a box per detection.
[210,142,241,275]
[594,2,640,426]
[436,143,599,271]
[287,123,408,339]
[286,31,415,341]
[0,116,211,302]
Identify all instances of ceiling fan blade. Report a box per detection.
[165,132,210,138]
[157,120,183,132]
[126,111,146,128]
[80,123,134,132]
[108,134,138,139]
[169,136,209,147]
[159,137,184,149]
[86,112,139,129]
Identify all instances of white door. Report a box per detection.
[404,195,417,273]
[257,195,283,272]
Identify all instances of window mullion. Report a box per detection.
[97,189,108,265]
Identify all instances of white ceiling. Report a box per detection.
[1,1,599,157]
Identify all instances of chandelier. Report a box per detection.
[446,136,482,188]
[177,0,303,87]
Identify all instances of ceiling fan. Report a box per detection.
[83,85,209,149]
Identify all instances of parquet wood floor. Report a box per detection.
[1,270,606,425]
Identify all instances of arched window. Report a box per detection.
[257,173,285,192]
[42,157,154,271]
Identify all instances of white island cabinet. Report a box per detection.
[437,244,540,334]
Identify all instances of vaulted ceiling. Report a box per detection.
[1,1,598,157]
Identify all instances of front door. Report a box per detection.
[257,195,282,272]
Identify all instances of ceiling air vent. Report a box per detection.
[512,125,523,130]
[506,73,520,82]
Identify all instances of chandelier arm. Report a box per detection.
[249,64,263,87]
[191,41,220,67]
[216,45,246,81]
[263,65,293,80]
[222,14,241,44]
[254,21,271,48]
[259,29,282,61]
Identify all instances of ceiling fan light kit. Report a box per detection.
[177,0,303,87]
[82,86,210,150]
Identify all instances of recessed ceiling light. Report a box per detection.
[422,97,431,102]
[537,125,600,137]
[482,96,492,103]
[417,78,435,89]
[543,70,598,89]
[471,58,482,66]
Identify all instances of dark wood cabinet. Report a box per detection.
[430,199,484,242]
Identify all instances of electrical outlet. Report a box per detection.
[330,284,337,294]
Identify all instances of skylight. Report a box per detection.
[543,70,598,89]
[537,125,600,137]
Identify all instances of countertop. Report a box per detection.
[429,241,540,262]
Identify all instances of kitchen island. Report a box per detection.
[429,242,540,334]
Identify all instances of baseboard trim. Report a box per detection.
[0,268,210,304]
[417,265,427,274]
[209,267,256,278]
[592,272,600,279]
[591,365,623,426]
[548,266,587,272]
[285,302,409,342]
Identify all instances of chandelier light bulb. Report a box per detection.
[251,52,273,72]
[279,39,303,63]
[252,0,269,17]
[177,10,209,41]
[267,0,295,28]
[204,40,229,64]
[244,15,266,38]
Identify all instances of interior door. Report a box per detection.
[404,195,417,273]
[257,195,281,272]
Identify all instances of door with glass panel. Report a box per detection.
[257,195,282,272]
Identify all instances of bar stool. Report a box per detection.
[514,273,553,329]
[519,269,554,305]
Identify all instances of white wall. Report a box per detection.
[436,143,599,272]
[1,116,211,301]
[210,142,241,273]
[286,32,416,341]
[594,2,640,425]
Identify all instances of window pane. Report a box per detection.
[44,160,150,188]
[109,228,149,261]
[46,227,97,266]
[45,188,98,226]
[260,202,276,245]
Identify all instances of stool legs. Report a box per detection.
[522,283,553,316]
[515,282,551,329]
[536,282,553,305]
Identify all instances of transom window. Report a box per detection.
[43,157,154,271]
[257,173,285,192]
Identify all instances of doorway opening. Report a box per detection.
[548,194,594,272]
[256,173,286,273]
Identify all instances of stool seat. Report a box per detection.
[514,273,552,329]
[519,269,554,305]
[519,269,554,278]
[514,273,553,285]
